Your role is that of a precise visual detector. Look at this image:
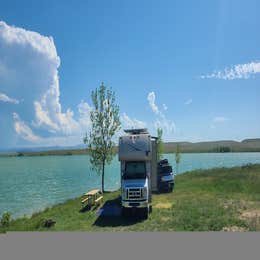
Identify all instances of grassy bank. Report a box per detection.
[1,164,260,232]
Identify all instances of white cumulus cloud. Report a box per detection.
[0,92,19,104]
[201,61,260,80]
[78,100,92,129]
[121,92,176,139]
[0,21,92,147]
[147,91,176,135]
[147,91,159,114]
[162,103,168,110]
[154,118,175,134]
[13,113,40,142]
[121,113,147,129]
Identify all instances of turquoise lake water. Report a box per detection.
[1,152,260,218]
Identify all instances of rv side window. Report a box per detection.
[124,161,146,179]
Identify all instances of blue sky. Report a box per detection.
[0,0,260,149]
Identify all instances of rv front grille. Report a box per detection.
[126,188,143,200]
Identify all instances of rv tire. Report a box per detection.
[142,207,149,219]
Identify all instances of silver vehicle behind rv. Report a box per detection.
[118,129,158,218]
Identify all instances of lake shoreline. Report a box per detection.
[1,138,260,157]
[1,164,260,232]
[1,152,260,219]
[1,149,260,158]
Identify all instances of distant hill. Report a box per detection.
[242,138,260,143]
[163,138,260,153]
[0,144,86,155]
[1,138,260,157]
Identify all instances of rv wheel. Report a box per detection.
[142,207,149,219]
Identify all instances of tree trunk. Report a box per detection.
[101,161,105,193]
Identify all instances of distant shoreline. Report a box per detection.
[1,164,260,231]
[1,138,260,157]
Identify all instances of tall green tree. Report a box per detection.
[84,83,121,193]
[157,128,163,161]
[175,143,181,174]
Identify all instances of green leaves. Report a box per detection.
[157,128,163,160]
[84,83,121,191]
[175,143,181,164]
[1,212,11,227]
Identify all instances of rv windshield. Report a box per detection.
[124,161,146,179]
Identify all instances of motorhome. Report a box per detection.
[118,128,175,218]
[118,129,157,218]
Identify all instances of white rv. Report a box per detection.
[118,129,158,218]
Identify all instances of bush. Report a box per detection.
[241,163,254,170]
[35,218,56,229]
[213,146,231,152]
[1,212,11,227]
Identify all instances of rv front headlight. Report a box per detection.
[142,187,147,199]
[122,188,127,199]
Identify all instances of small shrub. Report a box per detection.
[1,212,11,227]
[241,163,254,170]
[35,218,56,229]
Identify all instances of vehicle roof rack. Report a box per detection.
[124,128,149,135]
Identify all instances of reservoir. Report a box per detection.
[0,152,260,218]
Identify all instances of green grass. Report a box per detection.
[1,164,260,232]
